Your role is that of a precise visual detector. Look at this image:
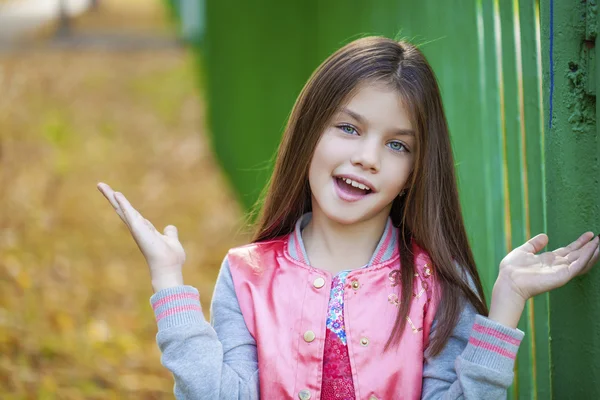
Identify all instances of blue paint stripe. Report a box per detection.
[549,0,554,130]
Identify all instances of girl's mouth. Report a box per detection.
[333,177,372,202]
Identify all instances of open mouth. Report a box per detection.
[334,177,373,201]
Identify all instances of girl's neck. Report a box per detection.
[302,210,389,274]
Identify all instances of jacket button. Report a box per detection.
[313,277,325,288]
[303,330,316,342]
[298,389,311,399]
[360,337,369,346]
[351,280,360,289]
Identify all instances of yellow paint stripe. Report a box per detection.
[493,0,516,396]
[534,0,547,225]
[513,1,537,397]
[493,0,512,252]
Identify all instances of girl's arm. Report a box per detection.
[421,295,523,399]
[422,232,599,400]
[151,256,260,399]
[96,183,259,398]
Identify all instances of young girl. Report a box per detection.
[97,37,599,399]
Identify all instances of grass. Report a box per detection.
[0,2,248,398]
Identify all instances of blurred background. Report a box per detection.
[0,0,598,398]
[0,1,244,398]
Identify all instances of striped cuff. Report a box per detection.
[149,285,205,331]
[462,315,524,372]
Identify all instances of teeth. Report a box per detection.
[341,177,370,191]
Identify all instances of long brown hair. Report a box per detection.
[250,36,488,357]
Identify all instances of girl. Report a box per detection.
[97,37,599,399]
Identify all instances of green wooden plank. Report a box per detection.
[518,0,551,398]
[442,2,495,302]
[496,0,532,395]
[474,0,496,300]
[481,0,509,302]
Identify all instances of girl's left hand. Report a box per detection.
[489,232,599,328]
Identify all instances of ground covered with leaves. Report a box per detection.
[0,1,246,398]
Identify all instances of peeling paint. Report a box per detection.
[565,59,596,133]
[586,0,597,41]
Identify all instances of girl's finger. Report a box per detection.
[553,231,595,257]
[577,238,600,276]
[568,236,599,276]
[144,218,160,234]
[516,233,549,254]
[97,182,117,208]
[97,183,129,226]
[98,183,120,212]
[113,194,160,250]
[164,225,178,239]
[114,192,141,225]
[98,183,160,256]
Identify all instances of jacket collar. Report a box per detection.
[287,212,399,268]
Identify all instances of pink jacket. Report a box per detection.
[227,218,440,400]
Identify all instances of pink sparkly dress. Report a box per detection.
[321,271,356,400]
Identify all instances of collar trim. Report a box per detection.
[286,213,399,268]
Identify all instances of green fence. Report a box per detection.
[541,0,600,397]
[199,0,599,397]
[402,1,548,397]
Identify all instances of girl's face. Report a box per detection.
[308,82,416,226]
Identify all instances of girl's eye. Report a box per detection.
[388,141,408,152]
[338,124,358,135]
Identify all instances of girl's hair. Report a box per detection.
[251,36,488,357]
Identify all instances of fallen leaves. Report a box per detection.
[0,7,247,399]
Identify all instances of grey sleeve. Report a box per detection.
[421,275,524,399]
[149,256,259,399]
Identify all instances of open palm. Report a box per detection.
[97,182,186,283]
[499,232,599,301]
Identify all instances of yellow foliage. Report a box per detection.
[87,319,112,344]
[15,270,31,290]
[0,1,248,398]
[51,311,75,333]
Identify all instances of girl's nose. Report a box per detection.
[350,140,380,172]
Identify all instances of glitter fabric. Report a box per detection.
[321,272,356,399]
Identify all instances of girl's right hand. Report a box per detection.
[97,182,186,292]
[489,231,599,328]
